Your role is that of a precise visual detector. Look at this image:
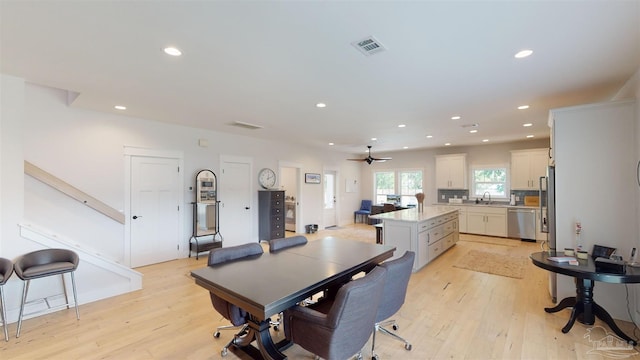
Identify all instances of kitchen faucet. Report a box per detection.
[481,191,492,204]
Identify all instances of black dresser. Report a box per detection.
[258,190,285,240]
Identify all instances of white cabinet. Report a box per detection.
[465,206,507,237]
[383,211,459,272]
[436,154,467,189]
[440,205,467,233]
[511,149,549,190]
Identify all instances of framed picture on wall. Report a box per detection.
[305,173,321,184]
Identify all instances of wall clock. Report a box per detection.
[258,168,277,189]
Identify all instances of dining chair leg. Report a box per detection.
[0,286,8,341]
[70,272,80,319]
[16,279,31,338]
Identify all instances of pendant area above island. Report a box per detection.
[370,206,459,272]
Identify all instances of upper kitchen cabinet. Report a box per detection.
[436,154,467,189]
[510,149,549,190]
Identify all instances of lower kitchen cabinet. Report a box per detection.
[465,207,507,237]
[382,210,459,272]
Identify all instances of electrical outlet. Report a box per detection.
[462,196,467,200]
[516,196,520,201]
[441,195,445,200]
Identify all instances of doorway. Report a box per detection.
[280,161,301,233]
[323,169,338,228]
[220,156,253,247]
[125,149,183,268]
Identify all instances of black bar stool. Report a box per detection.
[0,257,13,341]
[13,249,79,338]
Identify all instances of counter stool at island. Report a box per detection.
[0,257,14,341]
[14,249,80,338]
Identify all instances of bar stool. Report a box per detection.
[0,257,13,341]
[13,249,80,338]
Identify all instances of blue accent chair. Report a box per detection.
[354,200,372,224]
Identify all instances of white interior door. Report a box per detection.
[220,157,252,247]
[323,170,337,228]
[130,156,181,267]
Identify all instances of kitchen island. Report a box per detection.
[370,206,459,272]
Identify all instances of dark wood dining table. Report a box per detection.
[530,251,640,345]
[191,237,396,359]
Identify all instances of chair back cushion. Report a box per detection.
[207,243,263,266]
[360,200,372,211]
[207,243,264,325]
[268,235,308,252]
[0,258,13,285]
[13,249,79,280]
[376,251,415,322]
[294,266,387,359]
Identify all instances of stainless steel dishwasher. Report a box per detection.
[507,208,536,242]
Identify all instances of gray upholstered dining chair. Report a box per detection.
[0,257,14,341]
[267,235,308,252]
[13,248,80,338]
[283,266,387,360]
[208,243,263,357]
[371,251,415,359]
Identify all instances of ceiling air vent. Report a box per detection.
[230,121,264,130]
[351,36,386,56]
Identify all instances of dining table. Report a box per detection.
[191,237,396,359]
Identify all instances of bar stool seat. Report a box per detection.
[14,249,80,338]
[0,257,13,341]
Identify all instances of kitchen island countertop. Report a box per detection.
[369,206,456,222]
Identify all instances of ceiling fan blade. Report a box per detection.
[347,158,367,161]
[372,157,392,161]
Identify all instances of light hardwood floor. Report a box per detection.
[2,224,640,359]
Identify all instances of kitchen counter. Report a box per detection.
[435,202,541,209]
[370,206,457,222]
[370,206,459,272]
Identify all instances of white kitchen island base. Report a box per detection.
[370,207,459,272]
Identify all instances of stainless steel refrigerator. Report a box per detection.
[539,165,556,302]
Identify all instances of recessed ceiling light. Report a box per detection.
[114,105,126,110]
[482,139,490,142]
[444,143,451,146]
[316,103,326,108]
[515,49,533,58]
[371,137,377,141]
[523,123,533,127]
[328,142,334,146]
[469,129,478,133]
[398,124,406,128]
[451,116,461,120]
[403,146,409,149]
[164,47,182,56]
[526,135,535,138]
[426,135,433,139]
[518,105,530,110]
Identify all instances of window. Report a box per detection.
[374,171,394,205]
[399,170,423,206]
[472,166,508,199]
[374,170,423,206]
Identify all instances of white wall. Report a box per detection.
[0,76,362,319]
[552,100,637,321]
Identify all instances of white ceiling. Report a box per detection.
[1,1,639,156]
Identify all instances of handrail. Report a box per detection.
[24,161,125,224]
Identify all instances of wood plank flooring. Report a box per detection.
[2,224,640,359]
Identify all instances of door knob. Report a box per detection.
[132,215,142,219]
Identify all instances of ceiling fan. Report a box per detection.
[347,145,392,165]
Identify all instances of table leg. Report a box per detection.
[544,296,576,313]
[548,278,637,345]
[593,302,638,345]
